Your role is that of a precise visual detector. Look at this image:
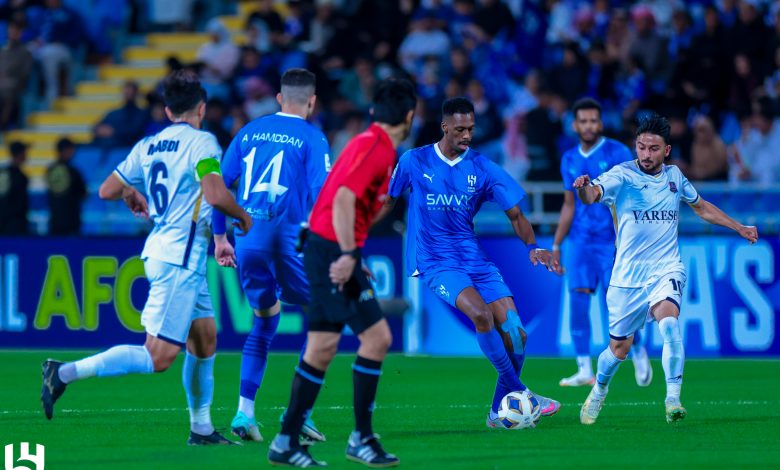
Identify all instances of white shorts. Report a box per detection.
[606,271,686,340]
[140,258,213,346]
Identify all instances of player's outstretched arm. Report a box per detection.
[690,198,758,243]
[572,175,601,205]
[201,174,253,234]
[551,191,575,274]
[505,206,559,272]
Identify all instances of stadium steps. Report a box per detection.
[2,4,252,233]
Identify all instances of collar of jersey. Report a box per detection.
[276,112,304,120]
[434,142,468,167]
[578,137,606,158]
[633,159,664,178]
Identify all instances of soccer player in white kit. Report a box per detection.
[573,113,758,424]
[40,70,253,445]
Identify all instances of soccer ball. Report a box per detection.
[497,391,541,429]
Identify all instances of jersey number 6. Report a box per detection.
[242,148,289,203]
[150,161,169,215]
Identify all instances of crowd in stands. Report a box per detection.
[2,0,780,236]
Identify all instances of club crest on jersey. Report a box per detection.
[669,182,678,193]
[467,174,477,193]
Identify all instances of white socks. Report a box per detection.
[595,347,623,395]
[58,345,154,383]
[183,352,215,436]
[659,316,684,402]
[576,355,593,377]
[238,397,255,419]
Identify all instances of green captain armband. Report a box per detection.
[196,158,222,180]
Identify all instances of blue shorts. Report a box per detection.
[236,248,309,310]
[566,241,615,291]
[419,262,512,308]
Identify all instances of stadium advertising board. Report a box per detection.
[415,236,779,357]
[1,236,777,356]
[0,237,405,351]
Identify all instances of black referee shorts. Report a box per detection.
[303,233,384,335]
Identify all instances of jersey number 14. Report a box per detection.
[242,148,289,203]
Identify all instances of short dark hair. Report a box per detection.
[572,97,602,117]
[371,78,417,125]
[635,112,671,143]
[280,68,316,105]
[162,70,206,115]
[442,97,474,118]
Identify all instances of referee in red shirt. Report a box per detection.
[269,78,416,468]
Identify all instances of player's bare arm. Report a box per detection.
[201,173,253,234]
[330,185,358,288]
[573,175,602,204]
[689,198,758,243]
[370,197,394,227]
[506,205,559,272]
[213,233,236,268]
[552,190,575,274]
[98,172,149,218]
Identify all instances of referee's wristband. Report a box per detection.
[526,243,539,254]
[341,248,360,259]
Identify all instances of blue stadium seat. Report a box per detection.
[729,193,755,213]
[72,146,104,184]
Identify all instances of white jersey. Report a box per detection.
[115,123,221,274]
[593,160,700,288]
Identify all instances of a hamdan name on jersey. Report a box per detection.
[240,131,304,148]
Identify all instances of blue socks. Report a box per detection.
[59,345,154,383]
[570,290,591,356]
[478,329,526,413]
[239,314,280,401]
[183,352,215,435]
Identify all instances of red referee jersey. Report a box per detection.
[309,123,396,247]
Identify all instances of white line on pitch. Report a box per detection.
[2,400,777,416]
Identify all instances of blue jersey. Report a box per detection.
[560,137,632,245]
[389,143,526,276]
[213,112,331,253]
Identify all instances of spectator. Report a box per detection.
[33,0,85,106]
[0,141,29,235]
[629,5,671,94]
[727,0,769,71]
[202,98,231,150]
[605,8,635,66]
[93,81,148,148]
[338,56,376,112]
[679,6,729,110]
[233,46,278,99]
[197,18,240,103]
[143,95,170,136]
[547,42,589,105]
[472,0,514,40]
[245,0,286,53]
[732,98,780,184]
[242,76,278,120]
[398,12,450,76]
[466,79,503,162]
[686,115,729,181]
[728,53,761,111]
[0,20,33,129]
[46,138,86,236]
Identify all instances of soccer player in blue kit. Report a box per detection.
[553,98,651,387]
[386,97,561,428]
[212,69,330,443]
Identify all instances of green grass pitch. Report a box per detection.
[2,351,779,469]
